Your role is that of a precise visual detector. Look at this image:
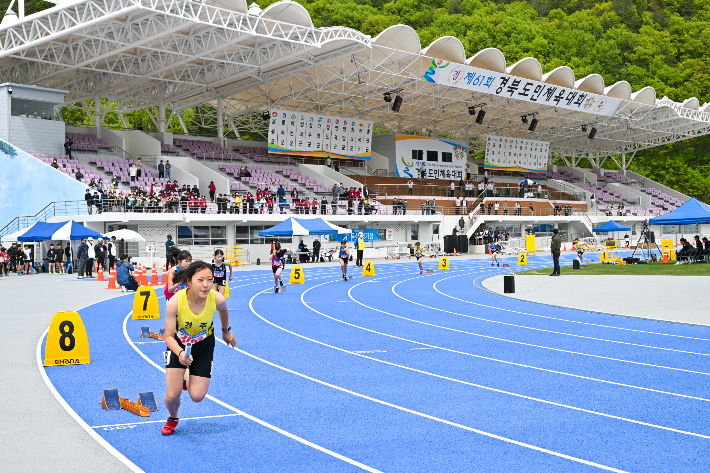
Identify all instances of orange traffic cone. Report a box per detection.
[106,267,118,289]
[140,266,148,286]
[161,264,167,285]
[150,263,158,286]
[563,244,567,251]
[97,262,105,282]
[662,251,669,263]
[453,248,457,256]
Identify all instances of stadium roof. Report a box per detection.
[0,0,709,165]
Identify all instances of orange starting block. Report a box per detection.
[100,389,150,417]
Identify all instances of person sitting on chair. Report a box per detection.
[675,238,693,264]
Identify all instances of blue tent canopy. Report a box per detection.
[649,198,710,225]
[17,221,107,241]
[592,220,631,233]
[258,217,350,236]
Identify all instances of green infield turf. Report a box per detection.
[519,262,710,276]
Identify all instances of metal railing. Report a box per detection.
[369,185,582,202]
[0,201,93,238]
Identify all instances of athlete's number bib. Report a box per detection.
[177,328,207,344]
[214,269,225,278]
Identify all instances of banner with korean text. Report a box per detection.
[484,135,549,173]
[395,135,467,181]
[422,59,622,117]
[268,109,373,160]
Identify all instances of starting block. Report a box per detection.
[425,269,434,273]
[150,331,164,341]
[501,264,510,267]
[100,389,150,417]
[100,389,121,410]
[140,327,150,338]
[138,392,159,412]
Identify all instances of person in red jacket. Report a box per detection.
[208,181,216,202]
[200,196,207,214]
[311,198,319,214]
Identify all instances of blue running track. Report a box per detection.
[39,254,710,472]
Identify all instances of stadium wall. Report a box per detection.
[0,139,89,226]
[163,155,229,195]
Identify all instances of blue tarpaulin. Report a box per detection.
[17,221,107,241]
[648,198,710,225]
[592,220,631,233]
[258,217,350,236]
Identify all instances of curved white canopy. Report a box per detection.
[466,48,506,73]
[421,36,465,64]
[575,74,605,94]
[604,81,632,100]
[542,66,575,88]
[506,57,542,81]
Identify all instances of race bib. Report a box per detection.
[214,270,225,278]
[177,328,207,344]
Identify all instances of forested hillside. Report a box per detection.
[6,0,710,200]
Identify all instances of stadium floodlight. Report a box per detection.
[528,117,538,132]
[392,95,402,112]
[468,106,476,116]
[261,111,270,121]
[588,127,597,139]
[581,124,588,132]
[521,115,528,124]
[475,109,486,124]
[383,92,392,103]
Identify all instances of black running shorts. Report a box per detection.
[164,335,215,378]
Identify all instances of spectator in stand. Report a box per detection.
[97,178,104,193]
[86,237,95,278]
[165,160,171,181]
[363,185,369,199]
[107,235,117,270]
[51,158,59,170]
[129,163,137,186]
[331,184,338,199]
[338,183,344,197]
[192,184,200,196]
[95,239,106,271]
[494,201,499,215]
[326,157,332,168]
[431,199,437,214]
[320,196,327,214]
[93,191,102,214]
[291,188,299,204]
[64,137,73,159]
[529,203,534,215]
[208,181,216,202]
[455,196,461,215]
[503,201,508,215]
[243,166,252,178]
[116,254,138,292]
[75,168,84,181]
[76,237,88,279]
[158,160,165,179]
[487,201,493,215]
[85,189,93,215]
[450,181,455,197]
[136,158,143,178]
[334,161,340,173]
[408,179,413,195]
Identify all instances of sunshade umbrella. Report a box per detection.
[102,229,146,242]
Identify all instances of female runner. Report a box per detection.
[161,261,237,435]
[338,239,350,280]
[164,248,192,300]
[489,241,499,267]
[271,241,293,293]
[211,249,233,295]
[414,241,424,274]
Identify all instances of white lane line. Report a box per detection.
[122,313,383,473]
[36,292,145,473]
[353,348,438,354]
[387,279,710,358]
[339,280,710,400]
[91,413,243,429]
[242,291,629,472]
[282,281,710,433]
[432,272,710,342]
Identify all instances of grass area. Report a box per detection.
[518,262,710,276]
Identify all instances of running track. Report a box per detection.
[40,253,710,472]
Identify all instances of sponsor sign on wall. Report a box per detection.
[321,229,394,242]
[395,135,467,181]
[484,135,549,173]
[268,109,373,160]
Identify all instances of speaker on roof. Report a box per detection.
[391,95,403,112]
[444,235,456,254]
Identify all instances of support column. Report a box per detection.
[158,101,167,132]
[621,153,626,175]
[94,97,101,129]
[217,96,224,138]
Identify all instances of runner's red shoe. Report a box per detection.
[161,417,179,435]
[183,380,187,391]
